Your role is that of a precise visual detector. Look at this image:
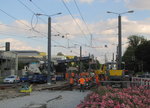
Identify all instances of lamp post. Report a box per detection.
[36,12,62,85]
[107,10,134,69]
[74,44,82,73]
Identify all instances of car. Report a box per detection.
[3,75,20,83]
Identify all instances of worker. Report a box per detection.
[71,72,75,78]
[78,76,85,92]
[88,76,92,88]
[95,75,100,88]
[65,72,69,80]
[69,77,74,91]
[85,76,89,89]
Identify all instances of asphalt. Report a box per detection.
[0,90,90,108]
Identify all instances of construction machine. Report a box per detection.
[101,61,128,87]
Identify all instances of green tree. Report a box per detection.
[122,35,146,74]
[128,35,146,48]
[57,52,64,56]
[135,40,150,72]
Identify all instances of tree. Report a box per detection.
[128,35,146,48]
[135,40,150,72]
[57,52,64,56]
[122,35,147,74]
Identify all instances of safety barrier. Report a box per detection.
[132,77,150,88]
[98,78,150,88]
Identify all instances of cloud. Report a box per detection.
[54,15,88,37]
[0,38,43,51]
[64,0,94,3]
[125,0,150,10]
[1,16,150,63]
[0,20,48,39]
[63,0,106,4]
[79,0,94,3]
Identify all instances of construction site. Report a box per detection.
[0,42,150,108]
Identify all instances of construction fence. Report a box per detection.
[98,77,150,89]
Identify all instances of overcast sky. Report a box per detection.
[0,0,150,63]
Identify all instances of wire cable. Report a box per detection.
[0,8,31,28]
[29,0,46,14]
[61,0,90,43]
[73,0,93,46]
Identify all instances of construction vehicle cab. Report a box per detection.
[103,62,127,87]
[105,62,124,80]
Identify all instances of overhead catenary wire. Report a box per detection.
[0,23,31,31]
[61,0,90,43]
[31,13,39,30]
[52,39,80,55]
[0,8,31,29]
[29,0,88,56]
[0,1,85,56]
[17,0,49,36]
[29,0,46,14]
[29,0,79,45]
[73,0,93,47]
[25,0,69,38]
[17,0,47,35]
[17,0,87,55]
[27,0,88,48]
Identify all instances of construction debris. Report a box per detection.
[46,95,62,103]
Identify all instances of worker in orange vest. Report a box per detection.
[71,72,75,78]
[65,72,69,80]
[95,75,100,88]
[69,77,74,91]
[78,76,85,92]
[85,76,89,89]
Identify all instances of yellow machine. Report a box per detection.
[101,62,128,87]
[105,62,125,79]
[20,84,32,93]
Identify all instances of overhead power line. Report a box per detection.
[28,0,88,48]
[73,0,93,47]
[18,0,87,54]
[61,0,90,43]
[0,8,31,28]
[29,0,46,14]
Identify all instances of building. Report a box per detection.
[0,51,18,77]
[15,50,46,64]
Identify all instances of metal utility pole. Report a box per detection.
[112,53,114,62]
[79,46,82,73]
[118,15,122,69]
[107,10,134,70]
[47,17,51,85]
[35,12,62,85]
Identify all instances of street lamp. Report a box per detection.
[36,12,62,85]
[74,44,82,73]
[107,10,134,69]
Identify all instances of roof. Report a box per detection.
[14,50,40,54]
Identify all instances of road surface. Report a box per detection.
[0,90,90,108]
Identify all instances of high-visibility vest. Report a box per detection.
[71,72,75,77]
[65,73,69,79]
[70,78,74,84]
[79,78,85,85]
[85,78,89,82]
[96,76,99,83]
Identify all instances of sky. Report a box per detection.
[0,0,150,63]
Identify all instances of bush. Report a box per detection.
[76,86,150,108]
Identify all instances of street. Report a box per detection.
[0,90,90,108]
